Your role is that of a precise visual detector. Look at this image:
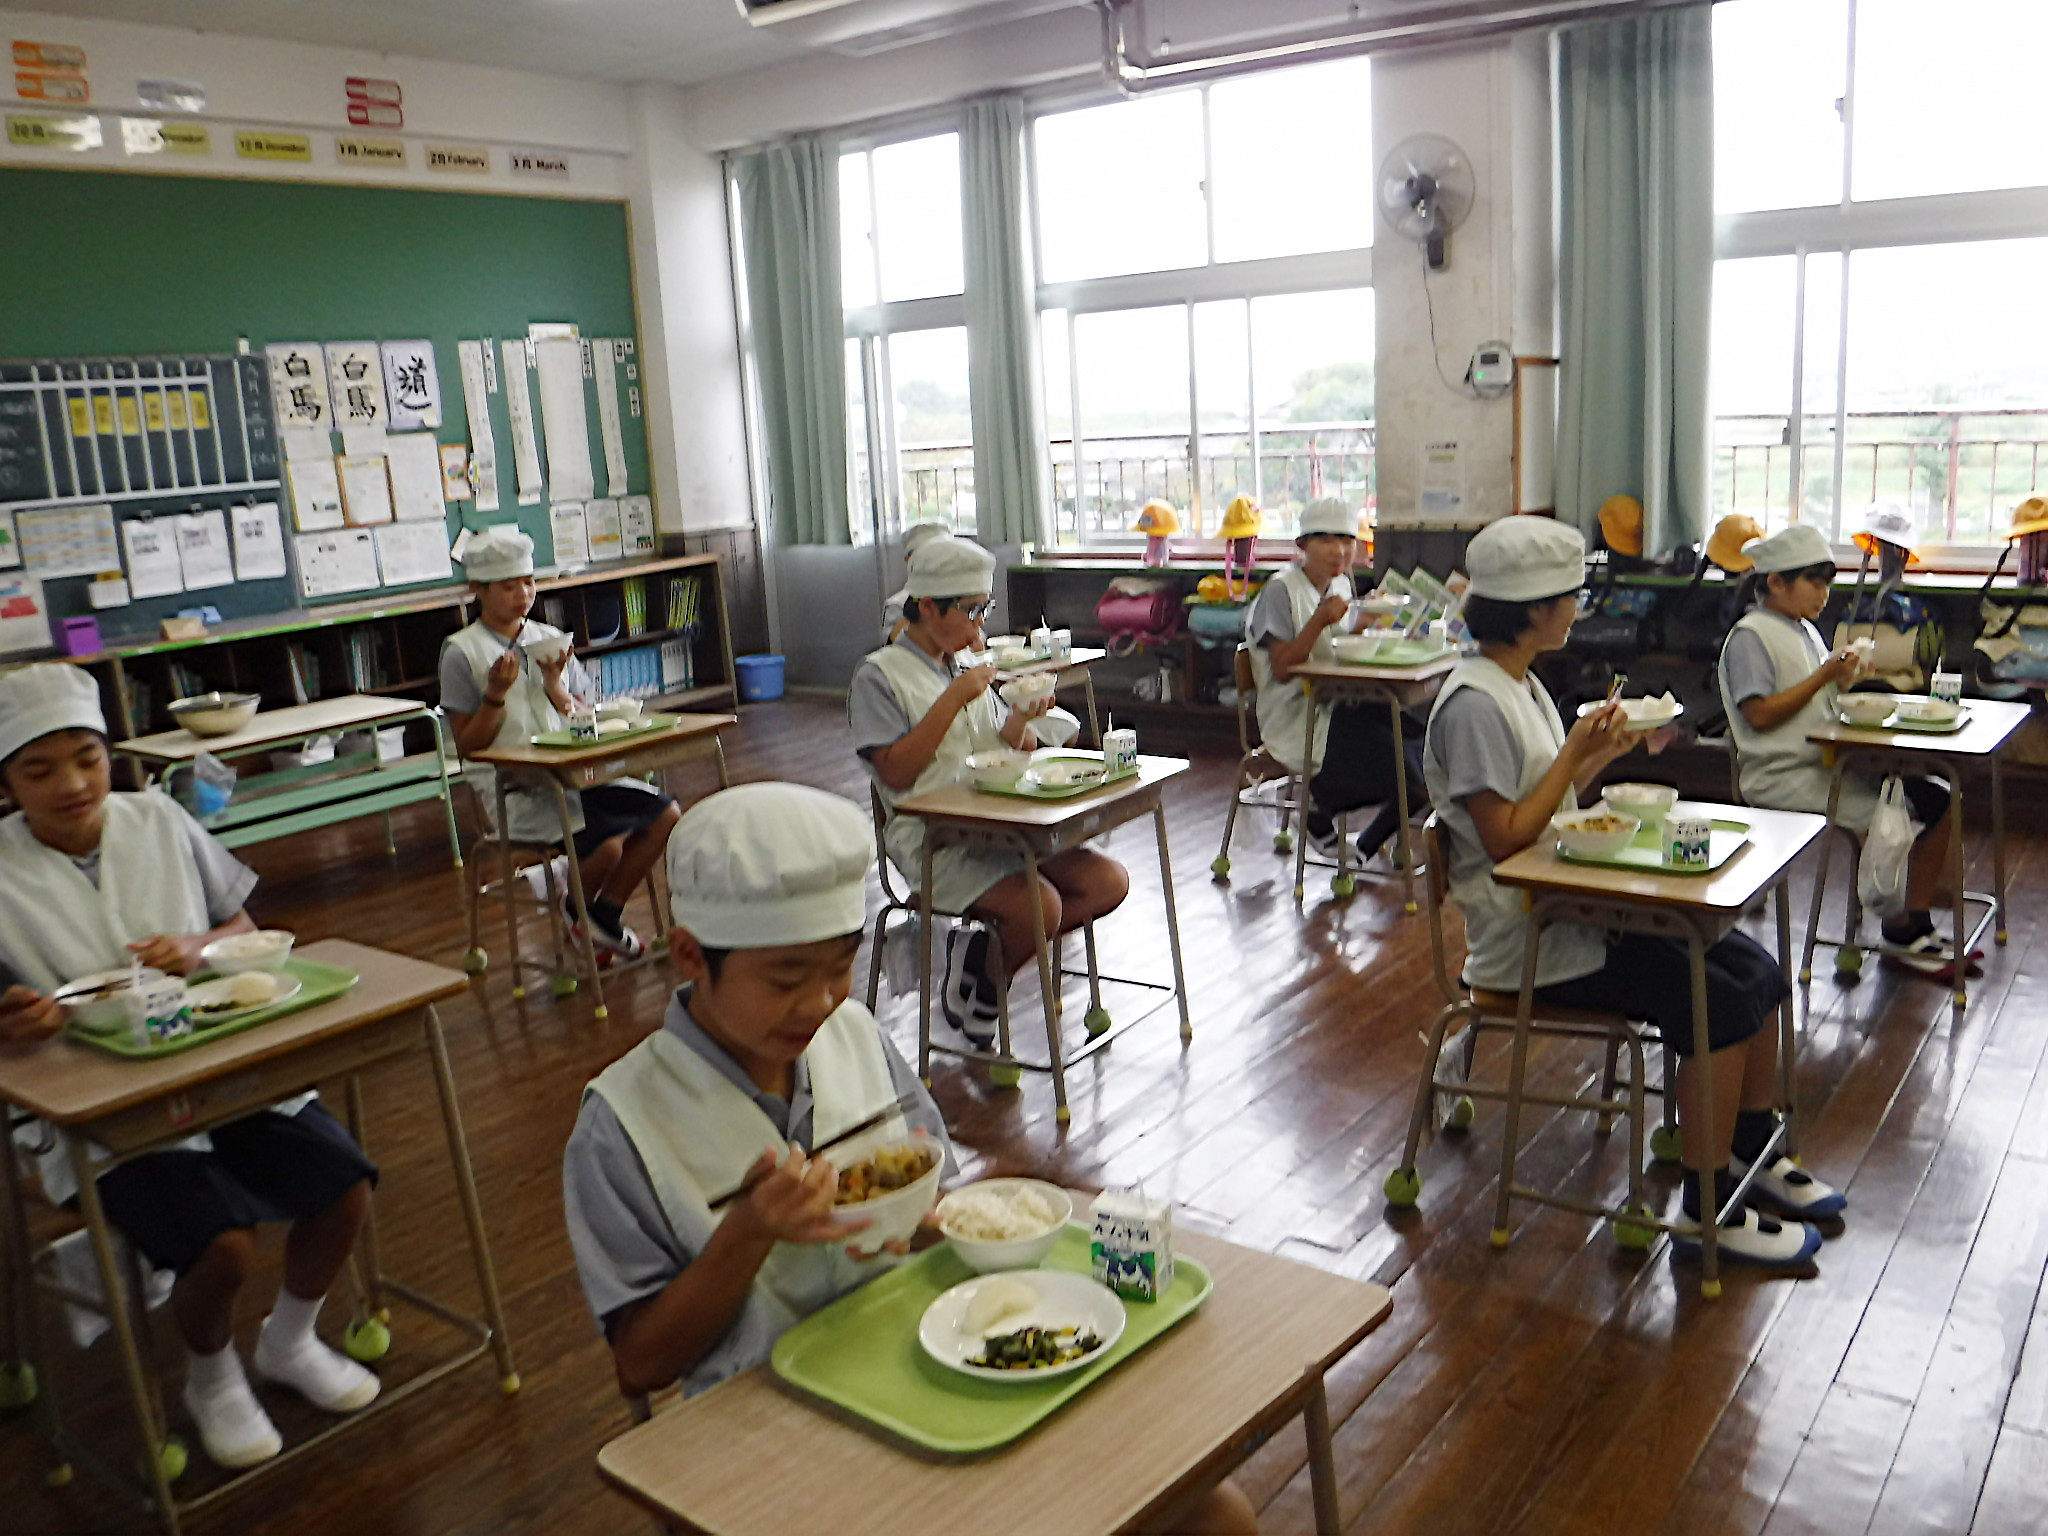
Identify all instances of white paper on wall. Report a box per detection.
[620,495,654,557]
[17,504,120,578]
[267,343,331,429]
[584,498,622,562]
[375,520,455,586]
[121,518,185,599]
[174,510,234,590]
[457,340,500,512]
[337,454,395,526]
[380,339,443,430]
[294,529,381,599]
[594,339,629,497]
[287,456,346,532]
[533,334,594,502]
[549,501,589,567]
[0,573,52,656]
[501,339,544,506]
[325,342,387,427]
[385,433,447,522]
[230,502,288,581]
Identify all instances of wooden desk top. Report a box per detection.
[117,694,427,762]
[1293,652,1462,686]
[1492,801,1827,914]
[1806,697,2031,758]
[597,1228,1392,1536]
[997,647,1107,679]
[894,755,1187,829]
[470,712,736,771]
[0,939,467,1125]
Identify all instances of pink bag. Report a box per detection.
[1095,577,1182,655]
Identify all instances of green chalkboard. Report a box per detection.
[0,166,649,639]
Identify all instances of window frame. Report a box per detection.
[1714,0,2048,567]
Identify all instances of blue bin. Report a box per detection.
[734,653,786,702]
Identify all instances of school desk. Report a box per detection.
[116,693,463,864]
[1490,802,1826,1296]
[1802,697,2027,1010]
[891,755,1192,1123]
[468,712,735,1021]
[996,646,1108,745]
[0,939,516,1536]
[1290,652,1461,912]
[594,1225,1393,1536]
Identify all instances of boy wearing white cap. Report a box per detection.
[847,536,1129,1045]
[881,521,951,645]
[1425,519,1840,1270]
[440,525,680,960]
[562,783,949,1396]
[0,664,379,1469]
[1718,524,1960,975]
[1246,497,1429,864]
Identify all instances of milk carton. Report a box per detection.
[1666,812,1711,870]
[1090,1188,1174,1301]
[1102,726,1138,777]
[122,974,192,1048]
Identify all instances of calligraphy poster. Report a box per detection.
[324,342,387,427]
[266,342,331,428]
[380,339,443,430]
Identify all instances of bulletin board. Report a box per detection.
[0,166,651,640]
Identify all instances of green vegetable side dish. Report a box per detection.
[967,1325,1104,1371]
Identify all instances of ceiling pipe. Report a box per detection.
[1098,0,1717,93]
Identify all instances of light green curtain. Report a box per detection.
[735,134,850,546]
[961,95,1051,547]
[1554,7,1713,560]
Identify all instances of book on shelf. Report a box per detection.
[623,576,647,637]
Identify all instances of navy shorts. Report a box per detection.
[95,1102,378,1275]
[1533,929,1789,1057]
[564,782,676,860]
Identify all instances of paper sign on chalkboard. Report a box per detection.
[121,518,185,600]
[175,510,235,590]
[231,502,287,581]
[0,573,52,657]
[294,528,380,598]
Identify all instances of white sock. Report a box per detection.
[262,1289,322,1352]
[185,1341,243,1397]
[182,1344,283,1468]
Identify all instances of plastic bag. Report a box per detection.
[1857,775,1915,919]
[167,749,236,820]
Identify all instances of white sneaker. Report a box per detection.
[1671,1205,1823,1271]
[253,1322,380,1413]
[1305,823,1343,861]
[1735,1152,1847,1220]
[183,1355,283,1468]
[941,926,999,1049]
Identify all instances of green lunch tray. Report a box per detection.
[1557,818,1751,876]
[1335,639,1455,667]
[1847,701,1969,735]
[529,713,677,748]
[770,1222,1213,1455]
[973,762,1140,801]
[68,958,363,1060]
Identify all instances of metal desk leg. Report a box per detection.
[1389,695,1418,915]
[916,839,937,1085]
[1082,670,1101,748]
[1295,681,1316,901]
[1948,770,1967,1014]
[422,1006,519,1392]
[1801,763,1849,984]
[1304,1372,1341,1536]
[427,710,465,872]
[343,1076,387,1321]
[495,776,527,1000]
[1993,752,2008,944]
[1023,845,1071,1123]
[714,738,730,790]
[1153,802,1194,1044]
[67,1130,182,1535]
[0,1127,63,1481]
[550,778,610,1022]
[1774,878,1799,1159]
[1491,906,1547,1246]
[1688,925,1720,1298]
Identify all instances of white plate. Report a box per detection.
[185,973,303,1023]
[1577,698,1686,728]
[1021,751,1108,790]
[919,1271,1126,1383]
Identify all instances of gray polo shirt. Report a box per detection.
[1719,625,1782,709]
[845,633,1010,761]
[1246,576,1301,648]
[437,622,594,714]
[562,988,950,1339]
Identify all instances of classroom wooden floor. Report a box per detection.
[8,694,2048,1535]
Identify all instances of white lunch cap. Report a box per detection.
[902,521,950,557]
[905,535,997,600]
[461,526,535,582]
[1465,517,1586,603]
[1743,523,1833,575]
[1298,498,1359,539]
[0,663,106,764]
[666,783,872,949]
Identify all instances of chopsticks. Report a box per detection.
[704,1089,925,1212]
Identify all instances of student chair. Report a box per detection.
[1726,738,1867,982]
[1383,816,1679,1246]
[456,776,668,1004]
[1211,644,1356,896]
[862,787,1109,1093]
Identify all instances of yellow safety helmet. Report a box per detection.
[1195,574,1231,604]
[2009,495,2048,541]
[1705,513,1765,573]
[1132,499,1182,537]
[1219,496,1262,541]
[1598,494,1644,557]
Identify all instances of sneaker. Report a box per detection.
[253,1321,380,1413]
[183,1356,283,1469]
[942,926,999,1049]
[1883,929,1980,980]
[1305,822,1343,862]
[1735,1152,1847,1221]
[1672,1206,1823,1271]
[565,901,646,962]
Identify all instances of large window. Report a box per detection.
[1712,0,2048,552]
[1032,58,1375,544]
[841,132,972,544]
